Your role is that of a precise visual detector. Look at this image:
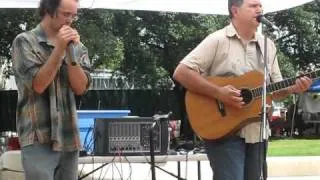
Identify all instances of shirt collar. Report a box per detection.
[31,24,53,46]
[226,23,258,42]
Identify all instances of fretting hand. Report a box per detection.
[288,76,312,94]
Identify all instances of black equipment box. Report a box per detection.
[93,117,169,156]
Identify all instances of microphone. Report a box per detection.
[256,15,279,31]
[68,41,78,65]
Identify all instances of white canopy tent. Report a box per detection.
[0,0,314,15]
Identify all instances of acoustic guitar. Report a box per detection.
[185,70,318,140]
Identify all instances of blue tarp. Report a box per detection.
[307,80,320,92]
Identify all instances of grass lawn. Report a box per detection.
[268,138,320,156]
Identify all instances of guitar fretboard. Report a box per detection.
[251,70,320,98]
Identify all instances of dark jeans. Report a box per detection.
[204,136,267,180]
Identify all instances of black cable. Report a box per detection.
[97,160,104,180]
[78,161,112,180]
[78,128,116,180]
[83,127,93,152]
[109,150,125,180]
[86,134,94,153]
[111,160,114,180]
[185,152,189,179]
[151,163,186,180]
[114,149,124,180]
[92,150,94,180]
[78,126,93,179]
[101,155,117,180]
[80,113,178,180]
[139,151,186,180]
[78,164,85,179]
[123,156,133,180]
[101,160,112,180]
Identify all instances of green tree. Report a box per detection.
[75,9,124,70]
[1,2,320,91]
[0,9,38,78]
[111,11,228,89]
[273,0,320,71]
[0,9,123,78]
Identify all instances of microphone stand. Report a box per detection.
[259,30,268,180]
[259,23,279,180]
[261,31,269,142]
[149,120,157,180]
[257,15,280,179]
[149,112,185,180]
[149,112,172,180]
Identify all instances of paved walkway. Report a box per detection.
[1,151,320,180]
[77,158,320,180]
[269,177,320,180]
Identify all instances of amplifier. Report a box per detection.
[93,117,169,156]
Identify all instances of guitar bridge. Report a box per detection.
[216,100,226,117]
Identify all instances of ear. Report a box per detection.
[231,6,239,17]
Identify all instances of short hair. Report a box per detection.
[228,0,244,18]
[39,0,78,19]
[39,0,61,19]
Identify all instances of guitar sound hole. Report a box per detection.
[240,88,253,105]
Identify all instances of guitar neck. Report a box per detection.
[252,70,320,98]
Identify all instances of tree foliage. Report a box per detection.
[75,9,124,70]
[272,0,320,72]
[111,11,228,88]
[0,1,320,89]
[0,9,38,77]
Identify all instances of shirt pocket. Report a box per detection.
[212,51,243,77]
[32,43,51,64]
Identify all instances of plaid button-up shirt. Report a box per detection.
[12,24,92,151]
